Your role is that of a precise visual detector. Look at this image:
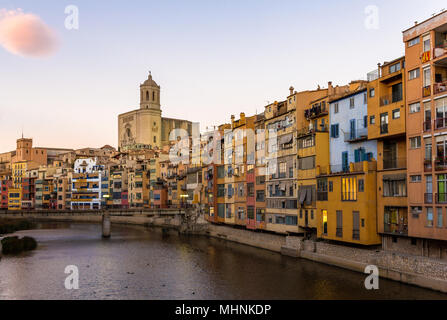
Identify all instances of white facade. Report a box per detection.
[329,90,377,171]
[71,158,104,210]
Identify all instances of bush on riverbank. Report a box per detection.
[1,236,37,255]
[0,219,36,235]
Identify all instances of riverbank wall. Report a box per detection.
[2,211,447,293]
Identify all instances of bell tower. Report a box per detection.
[140,71,161,110]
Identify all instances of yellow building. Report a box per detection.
[317,161,380,245]
[7,188,21,210]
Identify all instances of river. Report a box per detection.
[0,222,446,300]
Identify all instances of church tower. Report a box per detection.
[140,72,161,110]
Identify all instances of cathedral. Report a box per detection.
[118,72,192,152]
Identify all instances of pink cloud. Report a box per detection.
[0,9,58,57]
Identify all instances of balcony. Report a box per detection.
[380,94,402,106]
[435,157,447,171]
[424,193,433,204]
[383,157,407,170]
[384,222,408,235]
[435,81,447,95]
[434,43,447,59]
[424,159,433,172]
[344,128,368,143]
[304,103,328,120]
[423,86,432,98]
[436,193,447,204]
[435,118,447,130]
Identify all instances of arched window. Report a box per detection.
[153,91,155,101]
[146,91,149,101]
[154,136,157,143]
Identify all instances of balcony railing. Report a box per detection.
[304,104,328,120]
[380,94,403,106]
[434,44,447,59]
[336,228,343,238]
[383,157,407,170]
[435,118,447,130]
[424,193,433,204]
[424,159,433,172]
[434,81,447,95]
[424,120,432,132]
[435,157,447,171]
[344,128,368,143]
[384,222,408,235]
[436,193,447,204]
[423,85,432,97]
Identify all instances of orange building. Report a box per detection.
[403,11,447,257]
[367,57,408,249]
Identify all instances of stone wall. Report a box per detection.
[206,224,287,253]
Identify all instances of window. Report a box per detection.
[410,175,422,183]
[334,103,339,114]
[330,124,339,138]
[389,62,401,74]
[380,113,388,134]
[410,136,421,149]
[423,67,431,87]
[383,177,407,197]
[437,208,443,228]
[336,211,343,237]
[358,179,364,192]
[363,116,368,128]
[370,116,375,125]
[392,109,400,119]
[408,37,420,47]
[363,93,367,104]
[350,97,355,109]
[423,34,431,53]
[369,88,375,98]
[322,210,328,235]
[342,177,357,201]
[409,68,420,80]
[353,211,360,240]
[409,102,420,114]
[426,207,433,227]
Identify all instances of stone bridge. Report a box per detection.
[0,207,208,236]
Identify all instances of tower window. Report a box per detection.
[153,91,155,101]
[146,91,149,101]
[154,136,157,143]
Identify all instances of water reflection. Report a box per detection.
[0,222,446,300]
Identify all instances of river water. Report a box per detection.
[0,222,446,300]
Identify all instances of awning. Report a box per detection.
[383,173,406,181]
[305,187,312,205]
[299,188,307,205]
[279,133,293,145]
[280,182,286,191]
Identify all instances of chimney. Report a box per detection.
[328,81,333,96]
[289,86,294,96]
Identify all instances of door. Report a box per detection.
[353,211,360,240]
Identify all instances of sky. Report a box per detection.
[0,0,446,152]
